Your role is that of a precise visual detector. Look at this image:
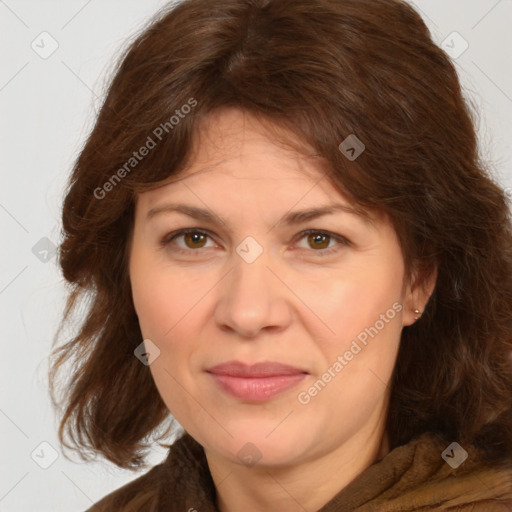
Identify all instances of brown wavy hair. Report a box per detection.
[49,0,512,470]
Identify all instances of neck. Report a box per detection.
[205,424,390,512]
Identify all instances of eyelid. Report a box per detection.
[292,229,351,248]
[159,228,219,248]
[159,227,351,255]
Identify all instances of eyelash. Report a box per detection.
[159,228,351,258]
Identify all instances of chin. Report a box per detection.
[211,423,308,467]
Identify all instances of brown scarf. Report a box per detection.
[88,431,512,511]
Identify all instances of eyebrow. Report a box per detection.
[146,202,374,229]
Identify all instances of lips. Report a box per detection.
[206,360,308,377]
[206,361,308,402]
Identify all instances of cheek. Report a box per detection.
[305,261,404,348]
[130,243,196,338]
[131,272,170,339]
[130,254,211,380]
[130,260,199,414]
[130,245,178,339]
[332,270,404,381]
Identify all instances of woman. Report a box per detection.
[49,0,512,510]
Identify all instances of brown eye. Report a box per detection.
[160,228,350,258]
[160,229,216,253]
[307,232,331,250]
[294,229,350,258]
[182,231,208,249]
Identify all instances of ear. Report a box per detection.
[402,264,438,327]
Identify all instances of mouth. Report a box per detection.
[206,361,309,402]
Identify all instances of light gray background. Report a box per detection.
[1,1,511,511]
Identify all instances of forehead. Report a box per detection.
[138,107,348,205]
[130,109,391,242]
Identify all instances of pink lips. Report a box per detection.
[206,361,308,402]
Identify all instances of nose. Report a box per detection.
[214,249,292,338]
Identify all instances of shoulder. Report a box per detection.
[84,432,200,512]
[386,432,512,510]
[84,462,164,512]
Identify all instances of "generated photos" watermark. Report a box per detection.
[94,97,197,200]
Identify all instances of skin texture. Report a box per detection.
[129,108,436,512]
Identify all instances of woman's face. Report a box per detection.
[129,108,421,468]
